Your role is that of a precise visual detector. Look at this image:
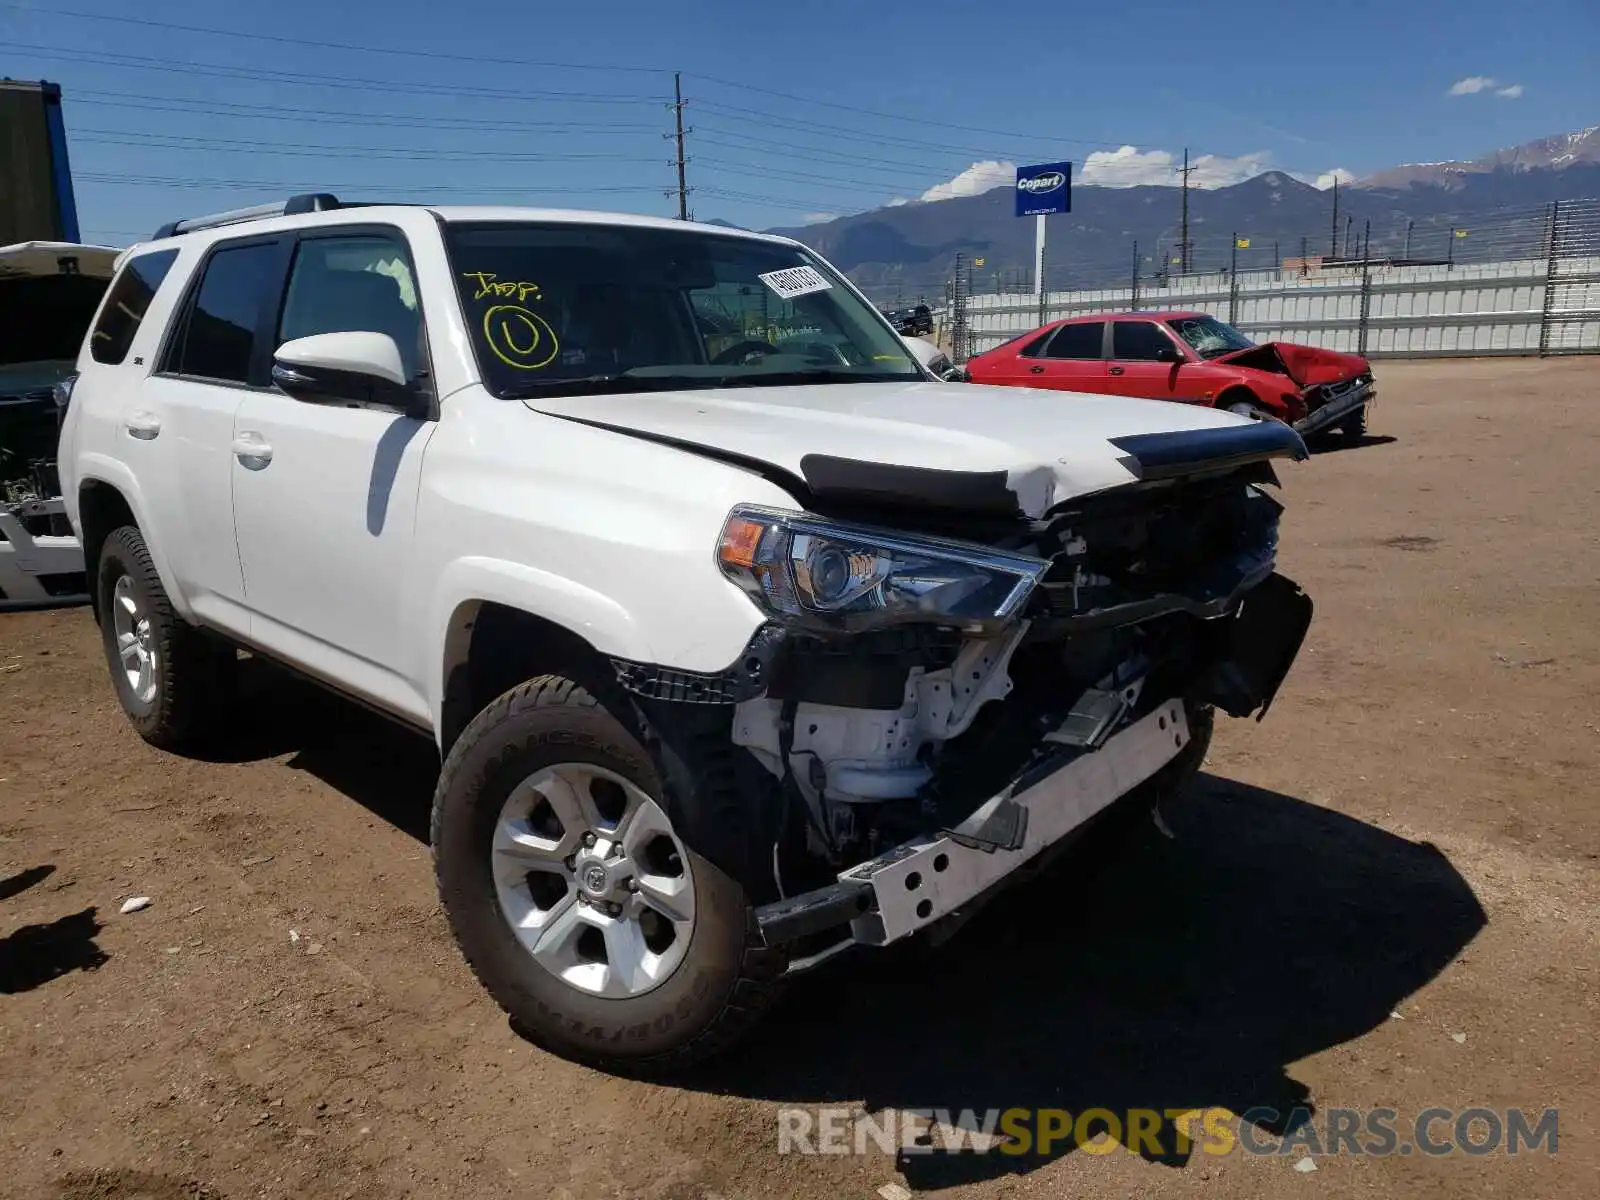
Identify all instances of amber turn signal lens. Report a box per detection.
[718,516,765,569]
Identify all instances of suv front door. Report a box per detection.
[229,226,437,724]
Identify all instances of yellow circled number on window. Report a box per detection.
[482,304,560,370]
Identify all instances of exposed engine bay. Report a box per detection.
[612,443,1314,961]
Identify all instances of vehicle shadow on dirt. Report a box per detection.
[687,772,1487,1187]
[195,667,1489,1186]
[195,660,440,841]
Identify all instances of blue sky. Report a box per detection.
[4,0,1596,246]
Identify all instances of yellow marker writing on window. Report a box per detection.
[463,271,542,303]
[483,305,559,370]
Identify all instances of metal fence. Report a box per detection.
[944,198,1600,363]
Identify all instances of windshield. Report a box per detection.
[1167,315,1256,359]
[443,221,924,398]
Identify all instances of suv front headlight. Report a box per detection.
[716,504,1046,632]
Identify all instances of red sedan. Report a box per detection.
[964,311,1375,441]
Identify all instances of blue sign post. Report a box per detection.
[1016,161,1071,324]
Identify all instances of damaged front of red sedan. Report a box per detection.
[965,311,1375,443]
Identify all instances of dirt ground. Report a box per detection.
[2,356,1597,1200]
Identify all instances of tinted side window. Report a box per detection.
[1112,321,1179,361]
[88,249,179,365]
[1017,329,1055,357]
[1042,322,1104,359]
[167,242,279,384]
[277,233,425,385]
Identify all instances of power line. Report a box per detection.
[7,42,668,104]
[73,128,660,164]
[63,90,661,135]
[694,130,972,176]
[692,100,1069,162]
[698,159,919,194]
[0,4,669,75]
[74,171,665,196]
[691,72,1126,149]
[10,4,1122,146]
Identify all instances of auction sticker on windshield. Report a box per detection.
[758,265,833,300]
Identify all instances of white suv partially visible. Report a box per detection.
[59,194,1313,1074]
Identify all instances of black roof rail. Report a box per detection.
[152,193,343,240]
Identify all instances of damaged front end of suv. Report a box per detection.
[612,419,1314,971]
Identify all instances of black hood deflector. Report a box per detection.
[1108,421,1308,483]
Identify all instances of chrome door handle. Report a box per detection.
[1029,365,1045,374]
[232,432,273,469]
[125,411,161,440]
[1108,366,1126,376]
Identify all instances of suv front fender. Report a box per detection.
[426,555,764,739]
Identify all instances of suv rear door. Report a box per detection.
[228,223,437,725]
[136,234,289,631]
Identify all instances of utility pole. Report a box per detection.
[1402,218,1413,260]
[670,72,690,220]
[1228,232,1240,323]
[1176,148,1196,274]
[1329,177,1340,257]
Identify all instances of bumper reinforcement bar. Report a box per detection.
[1294,380,1373,436]
[753,699,1191,949]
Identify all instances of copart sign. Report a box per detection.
[1015,161,1073,217]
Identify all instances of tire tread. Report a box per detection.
[431,672,786,1077]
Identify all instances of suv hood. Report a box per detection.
[525,380,1306,519]
[1212,341,1368,387]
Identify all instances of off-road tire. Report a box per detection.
[431,674,786,1076]
[1339,404,1368,444]
[95,524,236,752]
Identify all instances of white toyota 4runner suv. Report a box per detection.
[58,194,1313,1074]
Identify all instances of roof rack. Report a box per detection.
[152,192,344,240]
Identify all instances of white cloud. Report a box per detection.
[919,159,1015,202]
[1312,167,1355,190]
[799,212,837,225]
[1496,84,1524,98]
[1079,145,1174,186]
[1077,145,1273,189]
[1190,150,1275,188]
[1448,76,1496,95]
[886,197,909,207]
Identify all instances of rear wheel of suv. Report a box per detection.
[431,674,785,1075]
[95,524,236,752]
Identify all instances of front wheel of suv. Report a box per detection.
[431,674,786,1075]
[95,524,236,752]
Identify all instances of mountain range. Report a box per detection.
[757,126,1600,298]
